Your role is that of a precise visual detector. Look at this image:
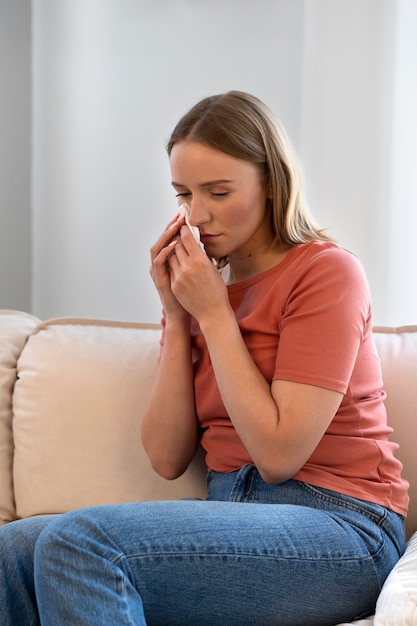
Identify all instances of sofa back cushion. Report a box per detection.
[0,311,40,525]
[373,326,417,538]
[13,318,207,519]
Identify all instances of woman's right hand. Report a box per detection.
[150,213,188,318]
[145,214,199,479]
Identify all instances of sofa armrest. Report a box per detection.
[0,311,40,525]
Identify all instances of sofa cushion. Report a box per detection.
[373,326,417,538]
[12,318,208,519]
[0,310,40,525]
[337,533,417,625]
[374,531,417,625]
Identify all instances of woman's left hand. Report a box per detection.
[168,225,230,322]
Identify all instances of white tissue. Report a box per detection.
[179,203,205,250]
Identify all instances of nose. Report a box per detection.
[188,198,211,227]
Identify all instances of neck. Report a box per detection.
[227,244,290,284]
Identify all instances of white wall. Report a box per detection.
[2,0,413,325]
[0,0,31,312]
[300,0,396,323]
[301,0,417,326]
[385,0,417,325]
[32,0,307,323]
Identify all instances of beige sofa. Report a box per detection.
[1,309,416,624]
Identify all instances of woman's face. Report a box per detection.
[169,141,270,262]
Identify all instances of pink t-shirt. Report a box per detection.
[188,241,409,516]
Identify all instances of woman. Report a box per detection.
[0,91,409,625]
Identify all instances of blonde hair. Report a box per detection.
[167,91,331,250]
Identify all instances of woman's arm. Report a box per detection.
[199,308,343,484]
[169,226,343,484]
[141,215,199,479]
[141,315,199,480]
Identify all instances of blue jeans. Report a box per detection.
[0,466,406,625]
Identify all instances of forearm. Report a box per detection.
[198,306,284,478]
[199,305,342,484]
[141,316,199,479]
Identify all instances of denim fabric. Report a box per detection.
[0,514,56,626]
[0,466,406,626]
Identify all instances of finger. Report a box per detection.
[179,225,204,255]
[165,212,182,230]
[151,241,177,278]
[156,239,178,264]
[150,219,184,262]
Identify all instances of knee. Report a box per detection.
[0,516,53,561]
[34,506,113,570]
[34,509,92,570]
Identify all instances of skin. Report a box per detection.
[142,141,343,483]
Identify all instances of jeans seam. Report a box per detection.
[120,550,373,564]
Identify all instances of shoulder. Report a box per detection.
[291,240,360,264]
[284,241,371,317]
[289,240,368,284]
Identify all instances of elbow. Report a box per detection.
[256,458,302,486]
[155,465,185,481]
[143,438,192,480]
[258,468,294,485]
[149,457,188,481]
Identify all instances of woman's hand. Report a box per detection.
[145,216,233,480]
[149,213,189,319]
[145,215,203,479]
[168,225,231,323]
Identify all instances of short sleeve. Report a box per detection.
[274,245,372,393]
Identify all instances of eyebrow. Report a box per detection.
[171,179,235,188]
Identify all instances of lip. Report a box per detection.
[199,233,221,244]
